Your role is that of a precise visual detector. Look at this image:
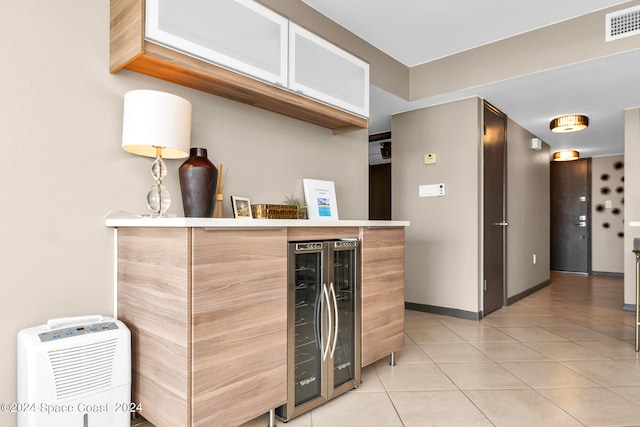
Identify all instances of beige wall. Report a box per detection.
[506,120,551,297]
[0,2,368,423]
[392,98,483,314]
[393,99,551,315]
[592,155,625,274]
[624,109,640,307]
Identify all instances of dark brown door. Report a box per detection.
[483,103,507,316]
[369,163,391,220]
[550,158,591,272]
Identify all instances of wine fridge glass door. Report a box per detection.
[328,242,360,398]
[293,250,323,406]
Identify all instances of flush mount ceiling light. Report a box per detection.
[550,114,589,133]
[552,150,580,161]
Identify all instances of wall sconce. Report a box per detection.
[552,150,580,161]
[122,90,192,216]
[550,114,589,133]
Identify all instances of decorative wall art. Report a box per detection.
[595,160,624,238]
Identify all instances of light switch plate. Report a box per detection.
[419,183,445,197]
[424,153,437,165]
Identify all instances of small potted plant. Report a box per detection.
[284,195,307,219]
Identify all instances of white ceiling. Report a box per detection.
[302,0,640,161]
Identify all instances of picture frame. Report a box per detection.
[230,196,252,218]
[303,179,339,220]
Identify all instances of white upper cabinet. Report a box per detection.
[145,0,288,86]
[140,0,369,120]
[289,23,369,118]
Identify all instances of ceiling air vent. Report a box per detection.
[606,5,640,41]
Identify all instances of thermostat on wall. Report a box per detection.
[424,153,437,164]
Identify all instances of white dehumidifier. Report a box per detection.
[17,315,131,427]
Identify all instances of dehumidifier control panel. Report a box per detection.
[38,321,120,342]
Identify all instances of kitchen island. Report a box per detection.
[105,213,408,427]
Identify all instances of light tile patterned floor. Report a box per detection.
[134,272,640,427]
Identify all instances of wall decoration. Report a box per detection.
[594,158,624,240]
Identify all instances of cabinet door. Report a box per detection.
[360,227,405,366]
[146,0,288,85]
[291,247,324,408]
[191,228,288,427]
[289,23,369,117]
[329,242,360,398]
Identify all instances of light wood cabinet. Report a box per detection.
[113,223,405,425]
[360,227,405,366]
[116,227,288,427]
[110,0,368,132]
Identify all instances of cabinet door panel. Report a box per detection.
[191,228,288,427]
[146,0,288,85]
[360,228,405,366]
[117,228,190,427]
[289,23,369,117]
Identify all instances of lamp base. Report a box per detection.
[146,150,171,217]
[147,183,171,217]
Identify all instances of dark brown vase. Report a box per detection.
[179,148,218,217]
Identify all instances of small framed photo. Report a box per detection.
[231,196,252,218]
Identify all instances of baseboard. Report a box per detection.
[592,271,624,278]
[623,304,637,312]
[405,302,480,321]
[506,279,551,305]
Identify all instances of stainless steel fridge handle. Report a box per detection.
[329,282,338,359]
[322,283,332,361]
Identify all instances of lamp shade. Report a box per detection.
[122,90,191,159]
[550,114,589,133]
[552,150,580,161]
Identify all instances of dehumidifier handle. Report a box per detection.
[46,315,105,330]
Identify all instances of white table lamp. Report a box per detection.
[122,90,191,216]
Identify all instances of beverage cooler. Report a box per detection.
[276,240,361,421]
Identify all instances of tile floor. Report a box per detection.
[133,272,640,427]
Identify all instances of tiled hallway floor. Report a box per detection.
[135,273,640,427]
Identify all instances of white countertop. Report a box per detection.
[104,211,409,228]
